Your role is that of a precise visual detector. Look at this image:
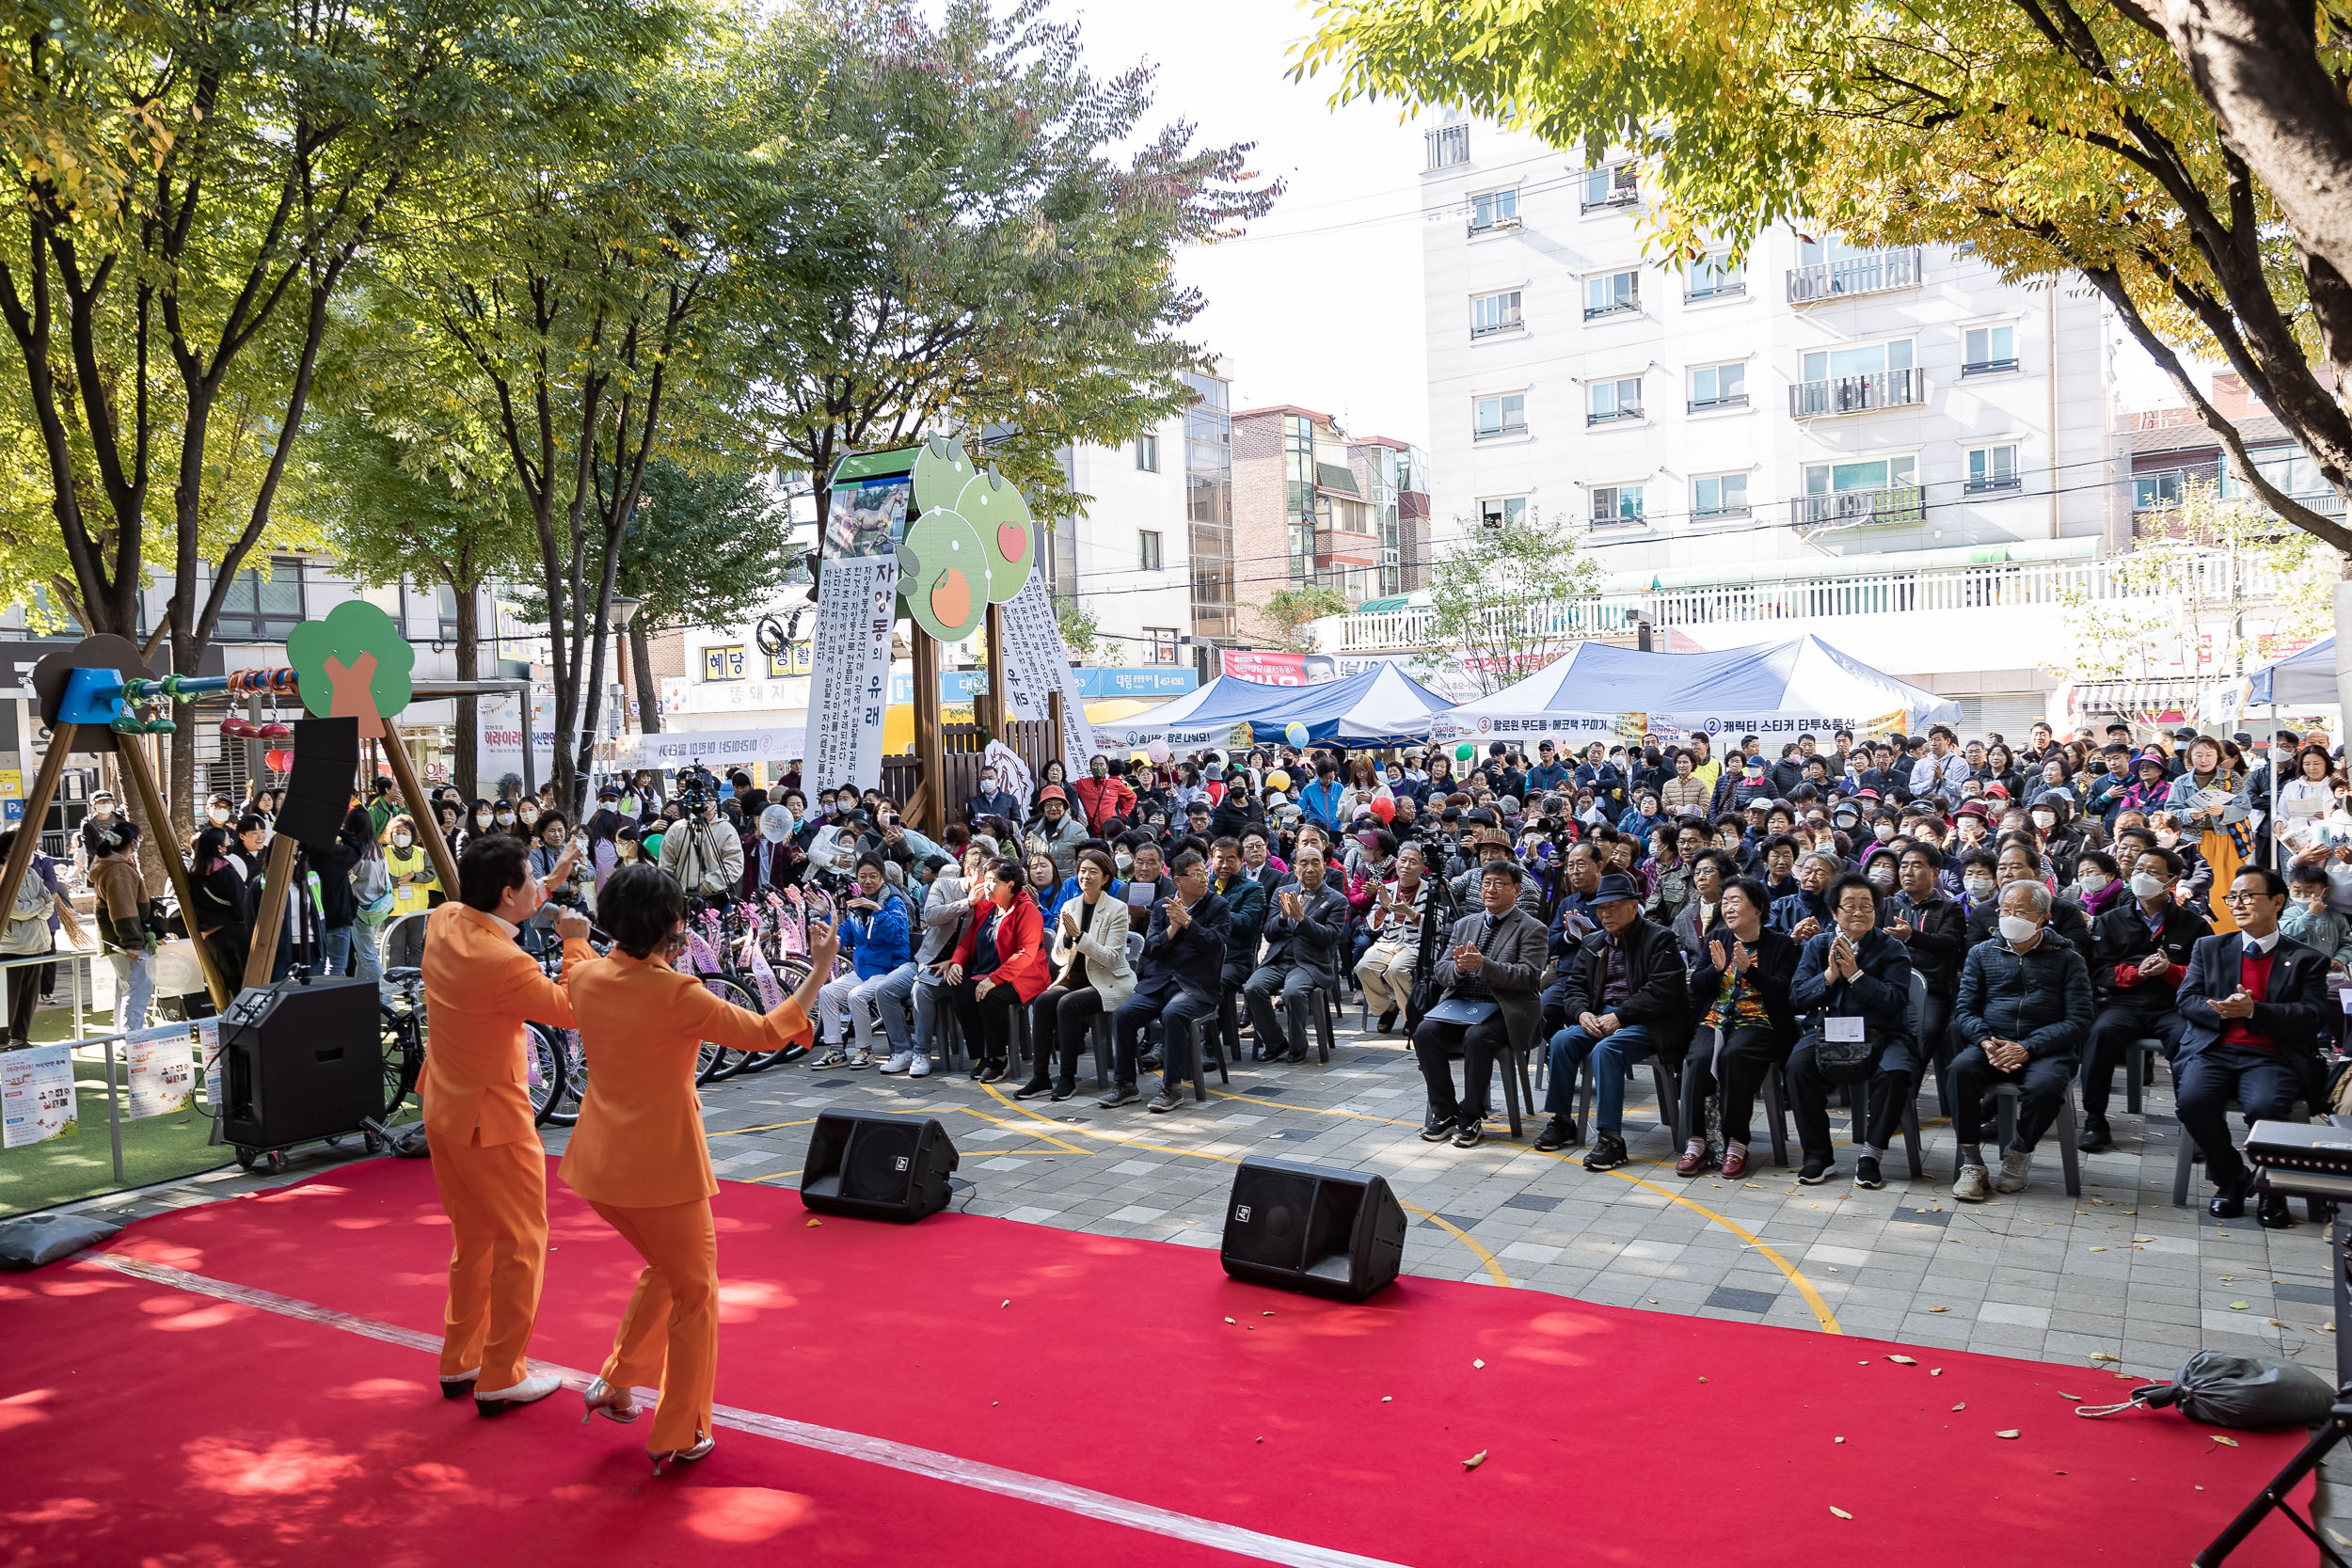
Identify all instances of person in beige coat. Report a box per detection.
[1017,848,1136,1101]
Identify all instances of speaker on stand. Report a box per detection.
[1220,1157,1406,1302]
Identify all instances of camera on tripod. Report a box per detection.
[674,760,717,816]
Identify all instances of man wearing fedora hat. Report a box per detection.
[1409,859,1549,1148]
[1536,871,1690,1169]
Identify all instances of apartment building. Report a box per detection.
[1230,404,1431,644]
[1419,117,2112,574]
[1049,404,1197,668]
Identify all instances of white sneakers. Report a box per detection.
[880,1051,914,1074]
[1952,1163,1991,1202]
[910,1053,930,1078]
[879,1051,932,1077]
[473,1370,562,1415]
[1995,1148,2031,1194]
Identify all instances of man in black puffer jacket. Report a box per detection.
[1948,880,2091,1203]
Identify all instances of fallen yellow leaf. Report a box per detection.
[2229,1301,2250,1311]
[2089,1246,2106,1252]
[1887,1354,1917,1365]
[1995,1430,2021,1439]
[2060,1391,2082,1401]
[1463,1449,1487,1470]
[2213,1435,2240,1449]
[2090,1353,2121,1362]
[1928,1306,1948,1314]
[805,1218,821,1227]
[1830,1506,1852,1520]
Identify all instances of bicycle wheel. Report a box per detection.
[527,1022,568,1125]
[378,1006,422,1124]
[701,974,760,1081]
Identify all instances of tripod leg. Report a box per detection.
[2194,1412,2351,1567]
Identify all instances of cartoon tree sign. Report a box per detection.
[286,600,416,739]
[957,467,1035,603]
[912,433,977,515]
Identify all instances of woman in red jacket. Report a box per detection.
[945,857,1052,1083]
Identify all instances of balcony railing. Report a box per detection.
[1470,316,1522,338]
[1467,214,1521,238]
[1472,420,1528,441]
[1581,183,1638,214]
[1962,356,2019,376]
[1687,393,1749,413]
[1792,487,1927,530]
[1586,405,1644,427]
[1321,548,2297,654]
[1583,295,1640,321]
[1684,280,1745,302]
[1786,247,1920,304]
[1788,367,1925,418]
[1425,124,1469,171]
[1963,475,2022,494]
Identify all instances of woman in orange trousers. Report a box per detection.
[559,863,836,1468]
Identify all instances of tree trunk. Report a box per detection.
[630,619,661,735]
[453,583,481,801]
[167,629,199,843]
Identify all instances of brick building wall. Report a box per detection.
[1229,410,1293,644]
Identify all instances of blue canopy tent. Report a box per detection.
[1431,636,1959,749]
[1095,662,1453,752]
[2200,637,2339,721]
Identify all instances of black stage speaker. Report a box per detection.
[1220,1157,1406,1302]
[276,715,358,851]
[217,975,382,1148]
[800,1110,958,1221]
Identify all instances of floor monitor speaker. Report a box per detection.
[1220,1156,1405,1302]
[216,975,382,1149]
[800,1110,958,1221]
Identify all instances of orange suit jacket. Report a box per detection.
[420,902,594,1147]
[558,949,814,1210]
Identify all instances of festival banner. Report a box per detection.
[996,571,1102,774]
[623,725,804,773]
[801,553,899,791]
[1,1043,76,1148]
[197,1019,221,1107]
[125,1022,198,1120]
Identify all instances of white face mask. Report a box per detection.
[208,806,230,824]
[1873,823,1895,841]
[2154,830,2180,847]
[1998,914,2041,943]
[391,833,412,847]
[475,813,492,828]
[518,809,538,825]
[2128,871,2167,901]
[2078,871,2109,893]
[496,811,516,826]
[1114,853,1133,873]
[2032,810,2056,830]
[1867,865,1897,889]
[1963,874,1995,899]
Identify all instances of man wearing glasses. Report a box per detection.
[2173,867,2332,1227]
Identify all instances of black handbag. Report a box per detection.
[1812,1016,1883,1085]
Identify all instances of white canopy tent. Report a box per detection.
[1429,636,1961,749]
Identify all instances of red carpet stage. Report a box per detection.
[0,1158,2311,1565]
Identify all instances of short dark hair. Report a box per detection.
[1826,871,1880,914]
[1481,859,1523,884]
[2289,861,2330,886]
[1719,874,1772,919]
[2234,864,2288,899]
[458,832,532,911]
[2134,845,2184,879]
[599,863,686,958]
[1169,849,1205,878]
[1077,847,1116,881]
[1899,841,1946,871]
[855,851,887,877]
[991,856,1025,889]
[1210,835,1241,855]
[1689,848,1736,881]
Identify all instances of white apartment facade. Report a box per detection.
[1050,406,1197,668]
[1419,118,2114,574]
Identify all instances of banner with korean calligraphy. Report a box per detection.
[802,554,899,790]
[996,570,1102,775]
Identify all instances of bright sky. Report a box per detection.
[1056,0,1434,447]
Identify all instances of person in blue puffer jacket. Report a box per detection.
[811,853,914,1069]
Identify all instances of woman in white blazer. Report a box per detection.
[1016,848,1135,1101]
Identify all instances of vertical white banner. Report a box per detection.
[1,1043,76,1148]
[802,555,899,791]
[998,572,1102,775]
[125,1023,198,1119]
[197,1019,221,1106]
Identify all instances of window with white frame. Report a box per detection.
[1584,269,1639,319]
[1469,187,1519,234]
[1138,529,1164,569]
[1581,163,1637,211]
[1470,289,1523,337]
[1966,443,2020,492]
[1963,323,2018,374]
[1146,626,1181,665]
[1798,455,1923,526]
[1590,483,1644,522]
[1479,496,1528,528]
[1474,392,1527,439]
[1426,123,1469,170]
[1689,361,1747,410]
[1801,339,1915,384]
[1692,473,1751,518]
[1136,432,1159,470]
[1685,252,1745,299]
[1587,376,1643,424]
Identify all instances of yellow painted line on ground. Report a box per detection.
[739,1168,806,1184]
[711,1117,818,1137]
[1391,1199,1511,1287]
[1209,1084,1844,1334]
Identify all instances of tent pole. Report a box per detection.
[2269,700,2280,871]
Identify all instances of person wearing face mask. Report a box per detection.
[1953,847,1999,920]
[1860,846,1900,899]
[1965,840,2094,967]
[965,768,1022,829]
[515,800,543,841]
[2068,849,2127,919]
[188,825,250,988]
[382,813,441,969]
[658,786,745,901]
[1786,873,1917,1188]
[1072,754,1136,835]
[461,799,496,851]
[2076,847,2210,1152]
[2280,860,2352,978]
[1947,879,2092,1201]
[2174,867,2332,1226]
[583,785,632,890]
[205,794,236,831]
[85,807,153,1033]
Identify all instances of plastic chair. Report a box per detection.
[2125,1037,2161,1114]
[1577,1050,1681,1144]
[1952,1081,2083,1196]
[2172,1097,2322,1218]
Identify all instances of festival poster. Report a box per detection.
[1,1043,76,1148]
[801,553,899,791]
[996,571,1102,774]
[824,477,910,564]
[125,1022,198,1120]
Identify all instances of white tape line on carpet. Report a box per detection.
[87,1250,1411,1568]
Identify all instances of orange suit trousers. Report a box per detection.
[591,1196,718,1453]
[430,1132,548,1389]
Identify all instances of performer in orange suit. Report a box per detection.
[564,863,836,1468]
[420,832,594,1414]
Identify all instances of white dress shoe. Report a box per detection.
[439,1368,480,1401]
[473,1370,562,1415]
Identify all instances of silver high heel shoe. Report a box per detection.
[580,1378,640,1424]
[650,1433,715,1473]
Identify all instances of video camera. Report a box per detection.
[674,760,718,816]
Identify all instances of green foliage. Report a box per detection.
[1296,0,2352,551]
[1054,594,1103,663]
[286,600,416,727]
[744,0,1279,527]
[1422,507,1600,695]
[1263,585,1349,652]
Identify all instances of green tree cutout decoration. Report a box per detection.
[286,601,416,740]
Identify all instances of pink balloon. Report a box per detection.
[1146,739,1171,765]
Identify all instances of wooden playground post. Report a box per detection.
[113,738,232,1007]
[379,716,461,894]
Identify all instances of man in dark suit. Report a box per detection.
[1102,849,1232,1115]
[2078,846,2210,1151]
[1245,841,1351,1064]
[2175,866,2331,1226]
[1409,861,1549,1148]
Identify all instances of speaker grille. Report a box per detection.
[844,1119,926,1202]
[1225,1167,1318,1272]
